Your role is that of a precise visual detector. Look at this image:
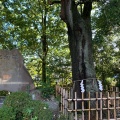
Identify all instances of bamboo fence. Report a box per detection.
[56,85,120,120]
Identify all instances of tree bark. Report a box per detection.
[60,0,99,119]
[41,35,47,83]
[41,0,48,83]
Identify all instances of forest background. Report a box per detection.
[0,0,120,88]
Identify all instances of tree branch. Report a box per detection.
[82,1,92,18]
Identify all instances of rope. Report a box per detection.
[73,78,97,82]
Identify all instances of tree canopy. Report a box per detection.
[0,0,119,87]
[92,0,120,86]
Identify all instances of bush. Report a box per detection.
[23,100,53,120]
[0,90,9,96]
[2,91,53,120]
[40,83,55,98]
[3,91,31,113]
[0,106,15,120]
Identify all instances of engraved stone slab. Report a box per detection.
[0,49,34,92]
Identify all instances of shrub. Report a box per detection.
[3,91,31,113]
[0,106,15,120]
[0,90,9,96]
[40,83,55,98]
[23,100,53,120]
[2,91,53,120]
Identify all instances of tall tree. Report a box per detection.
[52,1,119,118]
[41,0,47,83]
[50,0,100,118]
[60,0,99,91]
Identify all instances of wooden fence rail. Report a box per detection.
[56,85,120,120]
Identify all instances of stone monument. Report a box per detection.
[0,49,34,92]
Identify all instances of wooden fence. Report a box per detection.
[56,85,120,120]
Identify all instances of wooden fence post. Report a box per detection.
[116,87,119,107]
[114,91,116,119]
[96,92,98,120]
[100,92,103,120]
[60,87,63,113]
[107,92,110,119]
[63,88,65,114]
[69,88,74,120]
[74,92,77,120]
[65,90,68,117]
[88,92,90,120]
[82,92,84,120]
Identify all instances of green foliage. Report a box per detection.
[2,91,53,120]
[92,0,120,86]
[23,100,53,120]
[0,106,16,120]
[116,80,120,88]
[58,79,73,88]
[0,90,9,96]
[0,0,70,84]
[57,114,68,120]
[1,0,119,93]
[39,83,55,98]
[3,91,31,112]
[55,95,61,103]
[92,0,120,35]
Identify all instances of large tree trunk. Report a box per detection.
[60,0,99,119]
[41,0,48,83]
[41,35,47,83]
